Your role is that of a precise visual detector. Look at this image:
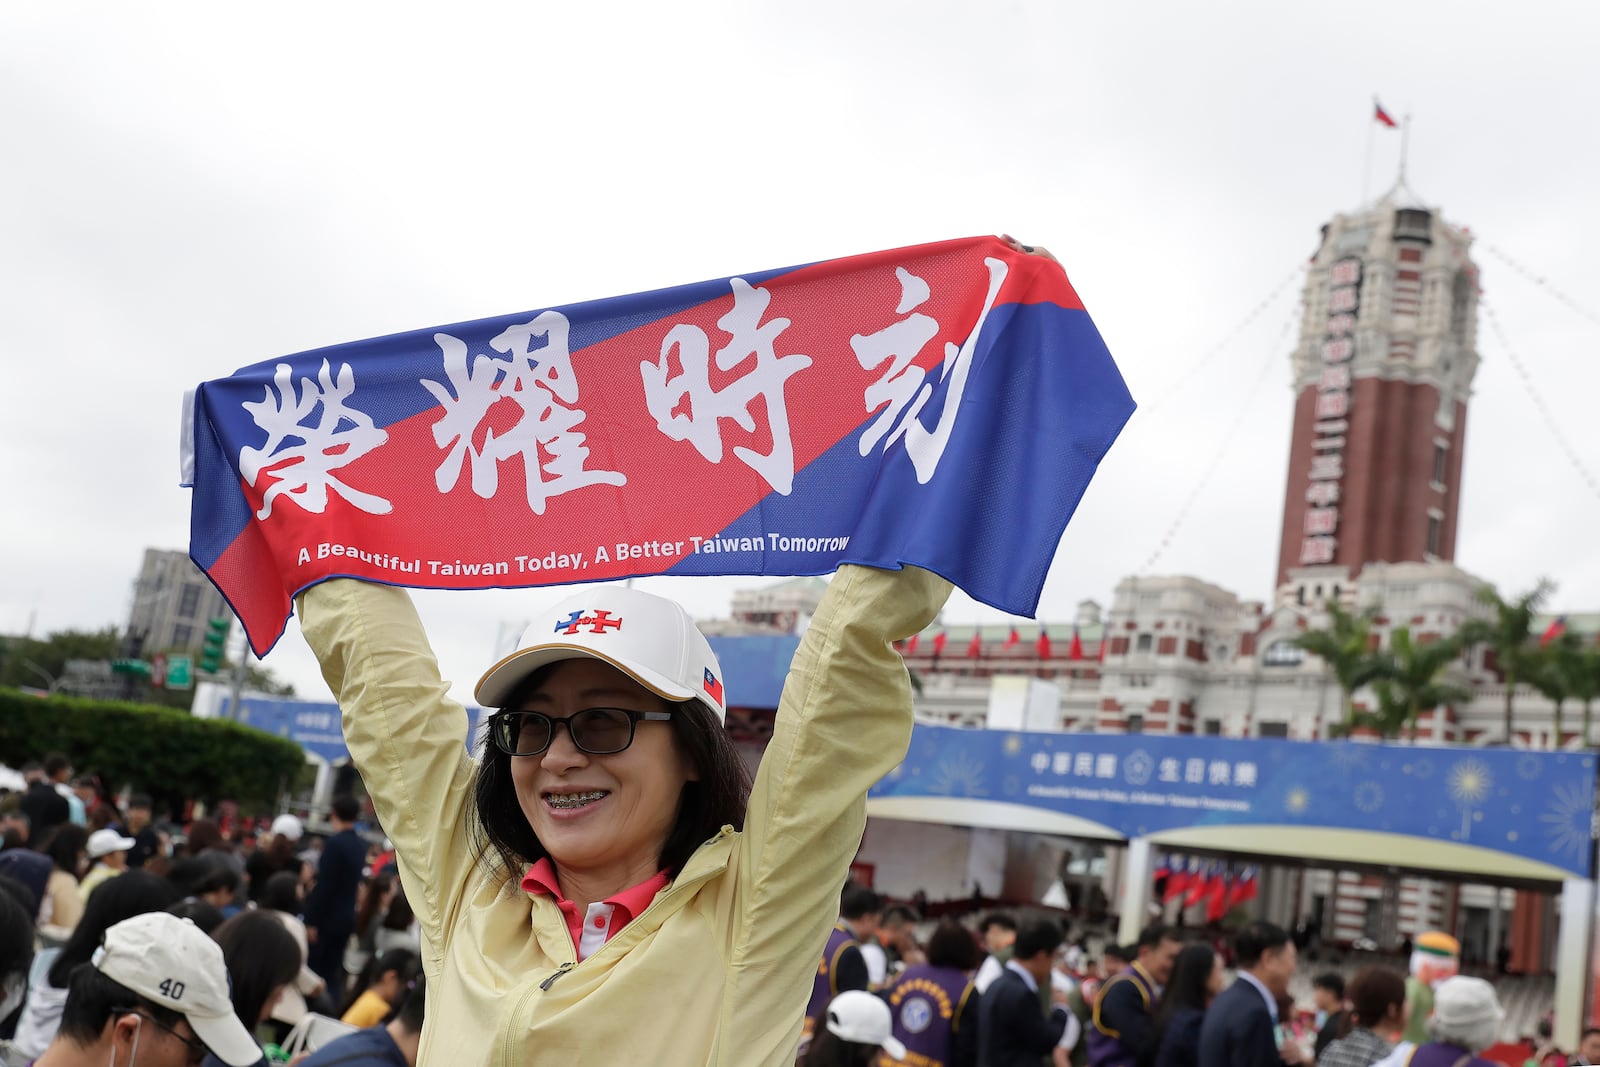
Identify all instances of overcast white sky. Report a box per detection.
[4,2,1598,707]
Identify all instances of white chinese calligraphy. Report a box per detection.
[422,312,626,516]
[641,279,813,494]
[853,257,1009,484]
[241,360,392,520]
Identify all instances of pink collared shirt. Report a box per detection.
[522,859,670,961]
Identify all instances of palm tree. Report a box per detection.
[1294,601,1393,733]
[1385,626,1473,742]
[1570,644,1600,748]
[1459,580,1553,745]
[1529,633,1594,748]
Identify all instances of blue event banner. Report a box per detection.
[870,724,1598,878]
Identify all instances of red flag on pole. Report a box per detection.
[1228,866,1259,908]
[1066,626,1082,661]
[1162,857,1190,903]
[905,633,920,655]
[1183,861,1211,908]
[932,631,947,657]
[1038,627,1054,660]
[1374,101,1398,128]
[1098,632,1107,662]
[967,630,983,658]
[1205,869,1231,922]
[1004,625,1020,649]
[1540,616,1568,647]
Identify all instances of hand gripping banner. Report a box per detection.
[184,236,1135,655]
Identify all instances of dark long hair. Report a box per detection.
[48,870,178,988]
[210,911,301,1028]
[38,824,89,876]
[1154,943,1216,1033]
[471,665,751,882]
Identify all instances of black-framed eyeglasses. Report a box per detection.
[115,1008,207,1066]
[490,708,674,757]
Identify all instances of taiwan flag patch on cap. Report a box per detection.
[703,667,724,706]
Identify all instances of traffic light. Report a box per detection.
[110,659,151,678]
[200,616,230,673]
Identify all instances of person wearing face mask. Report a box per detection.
[299,561,953,1067]
[28,912,261,1067]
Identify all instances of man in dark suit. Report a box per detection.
[303,794,370,997]
[1197,920,1306,1067]
[977,918,1075,1067]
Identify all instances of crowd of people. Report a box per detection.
[796,897,1600,1067]
[0,758,427,1066]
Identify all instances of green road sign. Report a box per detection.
[166,655,193,690]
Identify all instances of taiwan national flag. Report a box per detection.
[702,667,724,706]
[1183,861,1212,908]
[1228,866,1260,908]
[1162,857,1191,903]
[905,633,920,655]
[183,236,1134,655]
[1038,627,1053,660]
[933,631,948,658]
[1205,868,1231,922]
[1067,625,1083,661]
[1541,616,1568,647]
[1374,101,1399,128]
[967,631,983,658]
[1005,625,1020,649]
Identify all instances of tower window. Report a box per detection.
[1432,443,1448,486]
[1427,515,1442,556]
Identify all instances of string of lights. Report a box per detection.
[1479,296,1600,503]
[1139,262,1306,414]
[1138,302,1300,574]
[1484,243,1600,331]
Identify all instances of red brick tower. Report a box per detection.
[1275,190,1480,600]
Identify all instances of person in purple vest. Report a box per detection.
[801,886,879,1055]
[1367,975,1505,1067]
[882,920,983,1067]
[1087,923,1182,1067]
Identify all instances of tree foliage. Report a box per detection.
[1293,601,1393,732]
[0,627,121,689]
[0,687,306,815]
[1383,626,1472,741]
[1459,579,1554,744]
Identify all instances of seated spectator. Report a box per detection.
[1317,966,1404,1067]
[27,911,261,1067]
[36,826,88,935]
[205,911,304,1066]
[257,872,326,1031]
[0,877,35,1024]
[11,871,179,1060]
[802,990,907,1067]
[77,830,135,903]
[166,899,226,937]
[340,950,420,1029]
[297,975,426,1067]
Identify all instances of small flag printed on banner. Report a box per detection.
[702,667,724,706]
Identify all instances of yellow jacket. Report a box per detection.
[298,563,950,1066]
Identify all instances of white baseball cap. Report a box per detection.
[92,913,260,1067]
[87,828,136,859]
[825,990,906,1059]
[269,814,304,842]
[475,586,727,723]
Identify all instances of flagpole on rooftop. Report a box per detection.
[1362,97,1377,203]
[1398,112,1412,188]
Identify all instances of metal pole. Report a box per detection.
[227,626,249,720]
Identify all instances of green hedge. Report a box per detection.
[0,688,307,814]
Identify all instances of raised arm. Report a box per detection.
[296,579,479,972]
[719,563,951,1058]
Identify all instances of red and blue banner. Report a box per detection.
[184,236,1134,654]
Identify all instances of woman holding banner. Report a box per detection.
[297,560,950,1065]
